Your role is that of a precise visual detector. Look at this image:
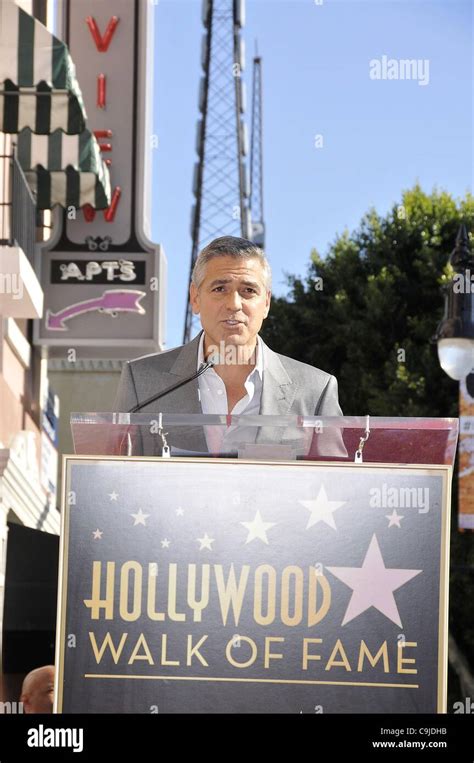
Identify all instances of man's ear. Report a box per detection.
[189,282,200,315]
[264,290,271,318]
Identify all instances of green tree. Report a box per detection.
[260,185,474,707]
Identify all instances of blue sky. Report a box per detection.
[152,0,472,349]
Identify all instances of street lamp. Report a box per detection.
[436,225,474,381]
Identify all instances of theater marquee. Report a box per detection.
[35,0,165,354]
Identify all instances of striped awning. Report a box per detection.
[0,2,87,134]
[16,128,111,210]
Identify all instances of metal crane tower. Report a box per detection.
[249,44,265,248]
[183,0,250,344]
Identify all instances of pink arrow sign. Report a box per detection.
[46,289,146,331]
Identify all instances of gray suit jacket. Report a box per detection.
[112,330,343,455]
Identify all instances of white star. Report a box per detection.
[176,507,184,516]
[299,485,347,530]
[241,510,276,545]
[197,533,214,550]
[131,508,150,526]
[386,509,404,528]
[92,529,103,540]
[108,491,119,501]
[161,538,170,548]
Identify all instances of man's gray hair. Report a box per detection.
[191,236,272,290]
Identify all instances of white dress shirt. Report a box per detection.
[197,331,264,453]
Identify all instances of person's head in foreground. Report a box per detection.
[189,235,271,365]
[20,665,55,713]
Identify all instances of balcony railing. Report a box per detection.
[0,151,37,266]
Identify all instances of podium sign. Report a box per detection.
[55,456,451,713]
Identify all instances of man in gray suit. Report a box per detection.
[113,236,343,456]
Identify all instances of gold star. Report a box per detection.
[197,533,215,550]
[299,485,347,530]
[131,508,150,526]
[241,510,276,545]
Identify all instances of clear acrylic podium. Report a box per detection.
[56,414,458,714]
[70,412,459,465]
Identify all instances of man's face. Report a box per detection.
[190,256,271,352]
[23,668,54,713]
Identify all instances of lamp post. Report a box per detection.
[436,224,474,382]
[436,224,474,532]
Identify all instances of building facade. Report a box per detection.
[0,0,116,701]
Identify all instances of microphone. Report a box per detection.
[128,354,220,413]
